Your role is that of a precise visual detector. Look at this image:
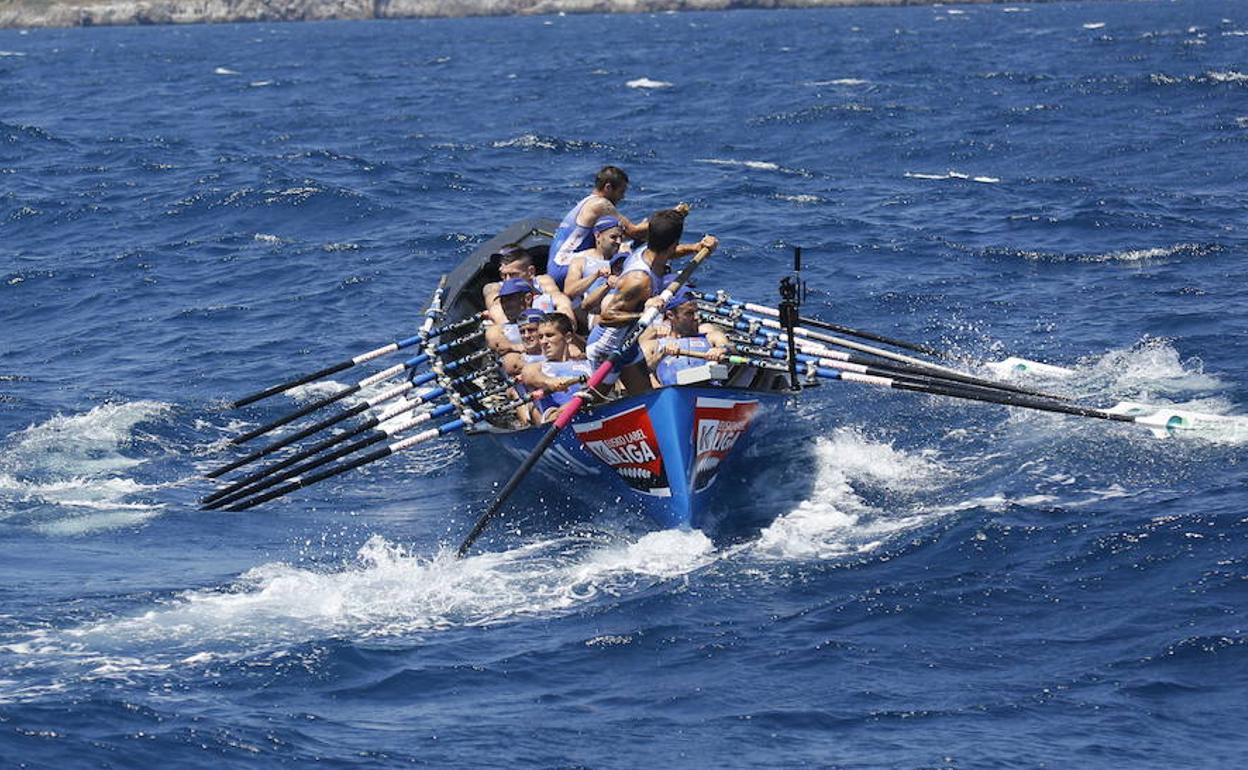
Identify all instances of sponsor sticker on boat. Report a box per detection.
[692,397,760,492]
[573,404,671,497]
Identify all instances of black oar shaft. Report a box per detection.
[206,399,373,480]
[457,424,560,557]
[694,291,947,359]
[733,339,1069,405]
[231,360,355,410]
[798,315,945,358]
[782,359,1136,424]
[228,309,478,409]
[208,431,391,510]
[713,312,1067,403]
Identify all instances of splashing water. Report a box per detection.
[0,401,174,534]
[752,430,952,561]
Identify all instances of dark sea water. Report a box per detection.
[2,0,1247,766]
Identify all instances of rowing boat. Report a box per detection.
[435,218,793,530]
[204,218,1247,554]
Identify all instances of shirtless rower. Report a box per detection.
[520,314,594,424]
[586,208,718,395]
[642,287,733,387]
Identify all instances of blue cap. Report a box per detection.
[593,216,621,235]
[498,277,537,298]
[664,285,695,312]
[518,308,545,326]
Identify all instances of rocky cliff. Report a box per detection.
[0,0,1015,29]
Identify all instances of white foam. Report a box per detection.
[0,51,26,57]
[492,134,558,150]
[46,531,714,654]
[1207,70,1248,83]
[626,77,673,89]
[214,67,239,76]
[249,80,273,88]
[0,401,172,533]
[752,430,951,561]
[805,78,868,86]
[696,158,808,176]
[774,193,823,204]
[905,170,1000,184]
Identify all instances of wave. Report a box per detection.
[803,78,868,87]
[987,242,1220,264]
[695,158,810,176]
[0,401,174,535]
[490,133,610,153]
[905,170,1001,184]
[625,77,672,89]
[751,429,953,561]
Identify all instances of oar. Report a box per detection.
[205,383,513,510]
[734,354,1247,440]
[705,308,1069,402]
[228,335,488,446]
[224,393,542,512]
[202,373,486,504]
[457,244,716,557]
[695,290,948,358]
[726,340,1072,404]
[206,378,421,480]
[228,293,473,411]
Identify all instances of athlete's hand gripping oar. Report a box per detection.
[223,393,545,512]
[456,244,716,558]
[205,383,511,510]
[695,290,948,359]
[229,334,488,446]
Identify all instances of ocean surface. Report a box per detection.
[2,0,1247,766]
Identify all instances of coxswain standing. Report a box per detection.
[586,208,718,395]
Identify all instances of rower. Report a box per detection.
[484,277,541,361]
[520,313,594,423]
[547,166,653,290]
[562,216,626,305]
[642,287,732,387]
[586,208,718,395]
[494,307,548,378]
[483,245,574,328]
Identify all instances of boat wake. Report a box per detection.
[750,429,952,561]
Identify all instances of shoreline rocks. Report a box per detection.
[1,0,1040,30]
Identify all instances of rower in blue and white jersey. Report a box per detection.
[563,216,627,307]
[642,287,732,387]
[520,314,593,423]
[483,245,574,329]
[587,208,718,396]
[547,166,651,290]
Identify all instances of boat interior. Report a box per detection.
[432,220,796,433]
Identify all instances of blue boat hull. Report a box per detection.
[481,385,786,530]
